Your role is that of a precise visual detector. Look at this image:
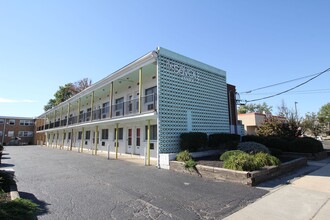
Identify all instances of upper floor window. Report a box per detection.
[115,97,124,110]
[9,120,15,125]
[20,120,34,126]
[18,131,33,137]
[145,86,157,103]
[0,119,4,124]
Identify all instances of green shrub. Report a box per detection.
[269,148,283,157]
[209,133,240,149]
[184,159,197,169]
[237,142,270,154]
[176,150,192,162]
[0,198,39,220]
[180,132,208,152]
[253,152,281,167]
[223,153,259,171]
[225,141,240,150]
[220,150,246,161]
[241,135,265,144]
[262,136,289,151]
[288,137,324,153]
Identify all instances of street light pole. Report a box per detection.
[294,102,298,120]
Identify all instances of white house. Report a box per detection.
[36,47,230,168]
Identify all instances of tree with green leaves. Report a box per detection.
[301,112,324,137]
[318,103,330,134]
[238,102,272,114]
[44,78,92,111]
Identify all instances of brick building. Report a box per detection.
[0,116,35,145]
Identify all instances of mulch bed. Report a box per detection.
[195,154,298,168]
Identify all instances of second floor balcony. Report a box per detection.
[39,93,157,131]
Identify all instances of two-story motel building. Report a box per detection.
[36,47,230,168]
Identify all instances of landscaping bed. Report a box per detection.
[170,156,308,186]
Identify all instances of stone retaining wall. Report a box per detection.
[170,157,308,186]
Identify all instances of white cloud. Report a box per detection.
[0,98,38,103]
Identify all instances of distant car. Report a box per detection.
[7,139,20,146]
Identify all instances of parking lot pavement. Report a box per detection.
[3,145,267,220]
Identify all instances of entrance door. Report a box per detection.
[127,128,133,154]
[134,128,141,155]
[127,128,141,155]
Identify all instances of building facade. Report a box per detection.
[238,112,286,135]
[36,47,230,168]
[0,116,35,145]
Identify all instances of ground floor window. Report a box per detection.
[114,128,123,140]
[145,125,157,140]
[85,131,90,140]
[8,131,14,137]
[102,129,108,139]
[20,131,33,137]
[78,131,82,140]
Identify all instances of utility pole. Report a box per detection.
[294,102,298,122]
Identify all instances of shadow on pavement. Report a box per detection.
[1,157,11,160]
[257,165,321,188]
[19,192,50,216]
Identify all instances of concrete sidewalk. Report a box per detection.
[225,158,330,220]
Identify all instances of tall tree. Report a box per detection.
[237,102,272,114]
[318,103,330,124]
[302,112,324,137]
[44,78,92,111]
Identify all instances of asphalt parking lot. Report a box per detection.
[3,145,267,220]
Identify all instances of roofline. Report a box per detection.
[0,116,35,120]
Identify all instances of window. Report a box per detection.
[102,102,109,114]
[63,133,66,140]
[18,131,33,137]
[78,131,82,140]
[9,120,15,125]
[145,86,157,103]
[8,131,14,137]
[101,129,108,140]
[68,132,71,140]
[145,125,157,140]
[20,120,34,126]
[0,119,4,124]
[113,128,123,140]
[115,97,124,110]
[85,131,91,140]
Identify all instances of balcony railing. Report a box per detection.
[39,93,157,131]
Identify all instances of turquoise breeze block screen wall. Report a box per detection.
[157,48,229,153]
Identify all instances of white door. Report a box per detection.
[127,128,141,155]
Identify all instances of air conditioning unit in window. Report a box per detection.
[147,104,154,110]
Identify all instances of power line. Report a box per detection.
[240,72,320,94]
[245,67,330,103]
[243,88,330,96]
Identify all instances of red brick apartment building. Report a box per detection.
[0,116,35,145]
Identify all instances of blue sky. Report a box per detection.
[0,0,329,118]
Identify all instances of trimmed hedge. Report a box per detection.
[288,137,324,153]
[209,133,241,149]
[180,132,208,152]
[237,142,270,154]
[241,135,324,154]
